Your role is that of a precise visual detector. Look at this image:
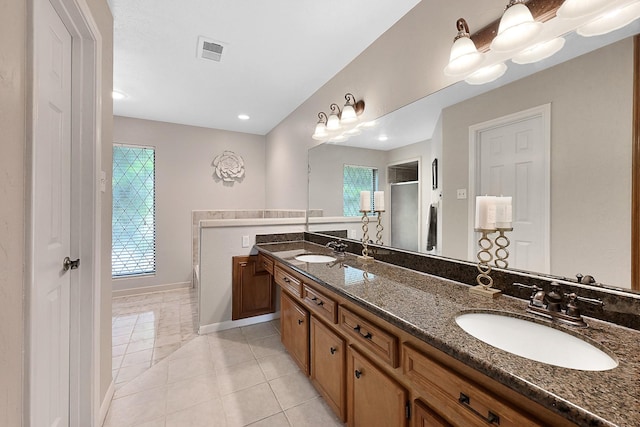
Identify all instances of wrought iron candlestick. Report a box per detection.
[469,229,502,298]
[494,227,513,269]
[359,211,374,261]
[374,210,385,245]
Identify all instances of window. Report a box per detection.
[343,165,378,216]
[112,145,156,277]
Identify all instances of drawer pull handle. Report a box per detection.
[353,325,372,340]
[330,347,337,355]
[459,393,500,425]
[316,300,324,306]
[354,369,362,379]
[283,277,290,283]
[311,296,318,301]
[297,319,304,325]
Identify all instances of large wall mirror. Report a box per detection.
[308,22,640,293]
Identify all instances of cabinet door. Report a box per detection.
[232,255,275,320]
[311,316,346,421]
[414,399,451,427]
[347,346,408,427]
[281,291,310,374]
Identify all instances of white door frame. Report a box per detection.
[467,104,551,270]
[28,0,103,424]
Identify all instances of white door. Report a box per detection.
[475,107,550,272]
[32,0,73,425]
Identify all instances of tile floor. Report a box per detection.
[107,289,344,426]
[112,288,199,387]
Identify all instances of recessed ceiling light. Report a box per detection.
[378,135,389,142]
[238,114,250,120]
[112,90,127,100]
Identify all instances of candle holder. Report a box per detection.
[359,211,374,262]
[469,228,502,299]
[494,227,513,268]
[374,210,385,245]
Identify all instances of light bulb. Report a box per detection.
[491,2,542,52]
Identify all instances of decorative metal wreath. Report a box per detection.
[212,150,245,183]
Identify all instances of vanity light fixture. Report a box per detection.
[312,112,329,141]
[326,104,342,131]
[465,63,508,85]
[577,1,640,37]
[444,18,484,76]
[512,37,565,64]
[557,0,610,20]
[490,0,543,52]
[341,93,365,124]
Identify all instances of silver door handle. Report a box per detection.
[63,256,80,271]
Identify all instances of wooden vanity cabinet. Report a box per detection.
[231,255,275,320]
[310,316,346,421]
[347,346,409,427]
[280,290,310,374]
[413,399,451,427]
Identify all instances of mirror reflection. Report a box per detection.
[308,26,638,290]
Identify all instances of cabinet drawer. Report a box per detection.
[303,284,338,324]
[274,265,302,297]
[339,306,398,368]
[257,253,274,275]
[403,345,542,427]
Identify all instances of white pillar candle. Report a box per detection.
[374,191,385,211]
[360,191,371,211]
[495,196,513,228]
[475,196,497,230]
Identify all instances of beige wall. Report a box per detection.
[441,39,633,288]
[113,117,267,291]
[0,0,27,424]
[264,0,511,210]
[0,0,114,421]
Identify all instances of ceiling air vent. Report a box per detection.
[197,36,226,62]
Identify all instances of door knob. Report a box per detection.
[63,256,80,271]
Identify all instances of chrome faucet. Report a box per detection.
[326,241,348,254]
[513,282,604,328]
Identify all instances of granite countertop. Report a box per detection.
[256,241,640,427]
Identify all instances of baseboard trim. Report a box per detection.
[98,379,115,425]
[199,312,280,335]
[112,281,192,298]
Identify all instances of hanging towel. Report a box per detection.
[427,204,437,251]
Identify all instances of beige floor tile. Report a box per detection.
[207,328,246,350]
[113,325,135,337]
[284,397,344,427]
[104,385,168,427]
[155,333,182,348]
[167,336,210,361]
[131,418,166,427]
[249,334,286,359]
[270,319,281,333]
[269,371,319,410]
[166,372,219,414]
[257,352,299,381]
[167,353,215,383]
[113,334,133,346]
[112,343,128,357]
[241,322,278,340]
[212,341,255,369]
[127,338,156,353]
[153,343,182,364]
[116,362,153,384]
[216,359,266,395]
[113,355,124,370]
[115,360,169,399]
[131,329,157,342]
[134,322,157,333]
[247,412,289,427]
[221,383,281,427]
[113,315,139,328]
[121,348,153,368]
[165,397,226,427]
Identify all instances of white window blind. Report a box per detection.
[112,145,156,277]
[343,165,378,216]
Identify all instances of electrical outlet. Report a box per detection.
[457,189,467,199]
[242,235,250,248]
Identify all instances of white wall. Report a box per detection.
[441,39,633,288]
[199,222,305,330]
[112,116,268,292]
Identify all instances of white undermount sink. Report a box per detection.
[294,254,336,263]
[455,312,618,371]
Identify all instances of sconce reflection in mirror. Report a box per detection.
[311,93,365,143]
